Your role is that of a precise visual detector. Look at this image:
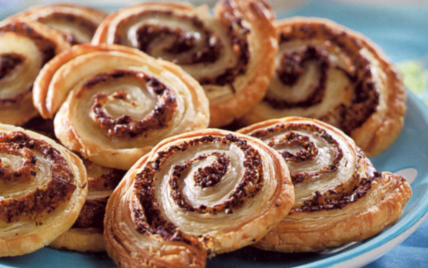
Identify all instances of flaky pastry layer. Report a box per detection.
[92,0,278,127]
[33,44,209,170]
[50,159,125,252]
[104,129,294,267]
[239,117,412,252]
[240,17,406,157]
[0,124,87,257]
[6,4,106,44]
[0,20,70,125]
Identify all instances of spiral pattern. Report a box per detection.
[240,17,406,156]
[33,44,209,170]
[50,159,125,252]
[238,117,412,252]
[104,130,294,267]
[0,124,87,257]
[92,0,278,127]
[7,4,107,45]
[0,20,70,126]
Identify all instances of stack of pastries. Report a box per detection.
[0,0,412,267]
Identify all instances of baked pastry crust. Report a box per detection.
[50,159,125,252]
[5,4,106,44]
[240,17,406,157]
[92,0,277,127]
[49,228,104,252]
[0,124,87,257]
[0,20,70,126]
[33,44,210,170]
[238,117,412,252]
[104,129,294,267]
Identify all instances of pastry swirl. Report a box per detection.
[0,20,70,125]
[104,130,294,267]
[238,117,412,252]
[0,124,87,257]
[7,4,107,45]
[50,159,125,252]
[92,0,277,127]
[240,17,406,157]
[33,44,209,170]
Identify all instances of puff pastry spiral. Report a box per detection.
[240,17,406,157]
[6,4,107,45]
[238,117,412,252]
[92,0,277,127]
[50,159,125,252]
[0,20,70,125]
[0,124,87,257]
[104,130,294,267]
[33,44,209,170]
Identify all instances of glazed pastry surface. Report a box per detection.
[33,44,210,170]
[92,0,278,127]
[238,117,412,252]
[0,20,70,125]
[104,129,294,267]
[0,124,87,257]
[6,4,106,45]
[240,17,406,157]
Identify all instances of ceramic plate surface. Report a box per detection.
[1,2,428,268]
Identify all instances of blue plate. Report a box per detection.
[1,2,428,267]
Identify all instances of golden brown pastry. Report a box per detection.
[50,160,125,252]
[238,117,412,252]
[240,17,406,157]
[6,4,107,44]
[0,20,70,126]
[104,129,294,267]
[33,44,209,170]
[0,124,87,257]
[92,0,277,127]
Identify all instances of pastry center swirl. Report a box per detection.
[0,22,57,65]
[37,12,98,45]
[265,24,380,134]
[269,132,318,163]
[0,131,76,223]
[0,22,60,108]
[0,53,28,106]
[0,53,24,80]
[0,147,37,183]
[251,123,343,184]
[135,23,221,65]
[247,120,382,212]
[293,171,378,213]
[113,10,250,88]
[133,134,264,240]
[192,153,230,188]
[266,46,330,109]
[84,69,178,138]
